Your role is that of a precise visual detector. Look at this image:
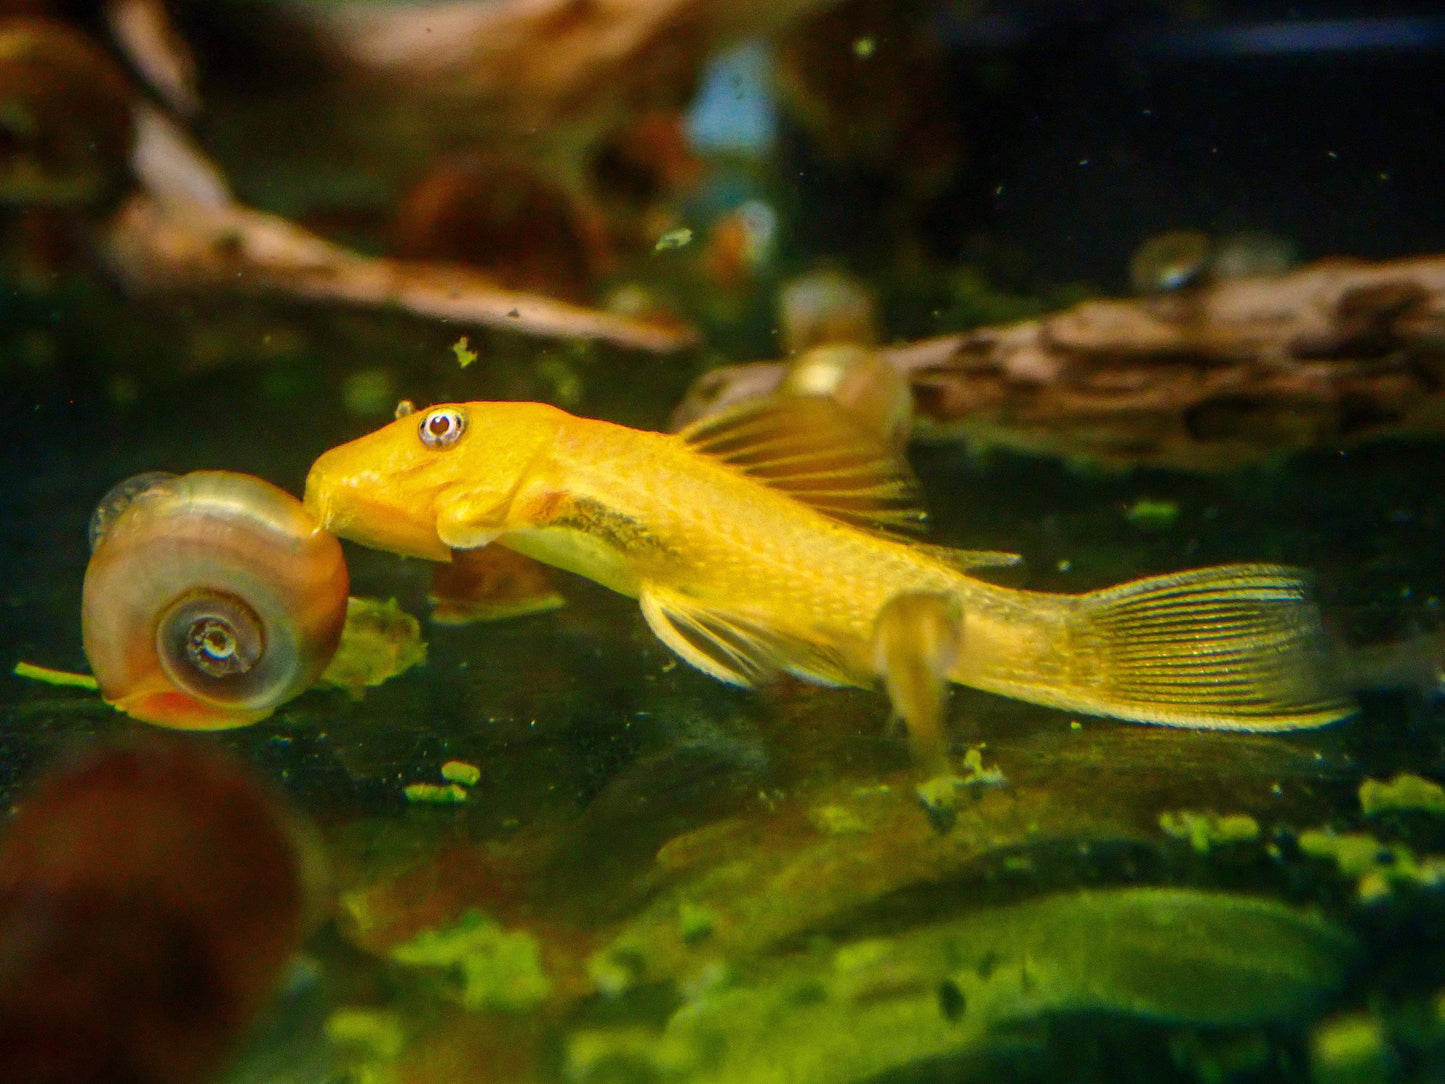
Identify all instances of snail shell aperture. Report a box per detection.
[82,471,349,729]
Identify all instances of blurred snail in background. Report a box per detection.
[0,17,136,208]
[1129,228,1298,295]
[82,470,349,729]
[777,268,880,355]
[0,737,323,1084]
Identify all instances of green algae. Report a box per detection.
[389,910,551,1012]
[807,804,868,836]
[958,745,1005,786]
[1310,1012,1390,1084]
[1158,810,1261,854]
[678,902,717,944]
[565,887,1356,1084]
[1297,828,1445,901]
[1123,498,1181,530]
[317,597,427,700]
[440,761,482,787]
[1358,772,1445,816]
[402,782,469,805]
[451,336,478,369]
[325,1007,405,1061]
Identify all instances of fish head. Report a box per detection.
[304,401,563,561]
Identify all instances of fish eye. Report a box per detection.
[418,406,466,449]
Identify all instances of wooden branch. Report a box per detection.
[102,107,696,353]
[306,0,843,132]
[675,255,1445,469]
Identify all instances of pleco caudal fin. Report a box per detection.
[678,396,928,538]
[1063,564,1356,730]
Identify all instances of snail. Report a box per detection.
[778,342,913,452]
[82,470,349,729]
[1127,229,1212,294]
[0,737,321,1084]
[0,17,136,208]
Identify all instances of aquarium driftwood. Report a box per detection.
[304,0,845,135]
[101,106,696,353]
[678,255,1445,469]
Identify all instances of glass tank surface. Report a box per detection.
[3,2,1445,1082]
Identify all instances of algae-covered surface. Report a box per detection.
[5,5,1445,1084]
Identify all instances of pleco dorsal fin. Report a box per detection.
[639,584,855,689]
[679,396,928,537]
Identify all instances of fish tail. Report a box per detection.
[961,564,1357,730]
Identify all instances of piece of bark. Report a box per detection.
[675,255,1445,469]
[304,0,843,139]
[102,106,696,353]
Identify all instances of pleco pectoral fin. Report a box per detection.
[434,488,506,551]
[639,584,855,688]
[1066,563,1358,730]
[678,396,928,538]
[872,591,964,770]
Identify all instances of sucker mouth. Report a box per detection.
[303,474,451,562]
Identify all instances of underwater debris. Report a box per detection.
[11,660,98,689]
[0,738,320,1084]
[1358,772,1445,816]
[82,470,350,729]
[390,909,551,1012]
[654,226,695,251]
[1159,810,1262,854]
[317,597,427,700]
[676,253,1445,470]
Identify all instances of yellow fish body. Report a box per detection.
[304,397,1353,741]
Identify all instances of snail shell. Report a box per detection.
[779,343,913,452]
[1128,229,1212,294]
[82,471,349,729]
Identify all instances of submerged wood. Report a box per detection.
[304,0,844,137]
[102,107,696,353]
[676,255,1445,469]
